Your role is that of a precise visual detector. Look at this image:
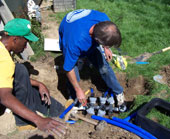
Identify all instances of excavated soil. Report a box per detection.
[161,65,170,87]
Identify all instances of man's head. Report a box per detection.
[92,21,122,48]
[1,18,38,53]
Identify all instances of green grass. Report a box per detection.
[146,107,170,129]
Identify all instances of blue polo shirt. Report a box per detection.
[59,9,110,71]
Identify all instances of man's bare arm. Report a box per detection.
[0,88,67,136]
[66,69,87,105]
[30,79,51,105]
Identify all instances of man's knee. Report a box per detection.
[99,65,108,74]
[15,63,29,78]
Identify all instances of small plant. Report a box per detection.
[29,19,46,61]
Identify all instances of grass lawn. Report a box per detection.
[32,0,170,128]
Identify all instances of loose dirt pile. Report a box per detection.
[161,65,170,87]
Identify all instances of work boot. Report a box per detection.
[115,93,127,112]
[116,93,125,106]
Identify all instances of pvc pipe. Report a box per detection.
[112,117,157,139]
[59,99,78,119]
[97,109,106,117]
[107,96,114,104]
[66,120,76,124]
[90,88,94,97]
[90,88,94,93]
[86,107,95,115]
[91,115,156,139]
[89,97,97,104]
[136,62,149,64]
[123,112,137,122]
[99,97,107,105]
[104,91,108,97]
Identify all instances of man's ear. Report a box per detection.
[12,36,18,44]
[9,36,17,48]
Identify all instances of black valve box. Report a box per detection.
[135,98,170,139]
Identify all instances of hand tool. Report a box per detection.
[133,46,170,62]
[68,109,107,131]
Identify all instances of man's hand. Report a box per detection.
[66,69,87,106]
[36,117,68,137]
[38,83,51,105]
[76,88,87,106]
[30,79,51,105]
[104,47,112,62]
[0,88,67,137]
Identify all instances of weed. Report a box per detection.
[29,19,45,61]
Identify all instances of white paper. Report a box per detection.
[44,38,61,51]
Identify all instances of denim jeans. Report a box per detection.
[13,64,64,126]
[67,46,123,99]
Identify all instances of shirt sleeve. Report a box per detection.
[0,59,15,88]
[63,45,80,71]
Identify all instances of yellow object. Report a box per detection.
[65,99,74,108]
[0,41,15,88]
[113,56,127,70]
[16,125,36,131]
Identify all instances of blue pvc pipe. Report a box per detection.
[59,99,78,119]
[104,91,108,97]
[112,117,157,139]
[90,88,94,93]
[91,115,156,139]
[136,62,149,64]
[66,120,76,124]
[90,88,94,97]
[123,112,137,122]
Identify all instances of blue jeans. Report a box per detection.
[13,64,64,126]
[67,46,123,99]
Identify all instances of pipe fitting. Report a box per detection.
[107,96,115,105]
[99,97,107,105]
[119,104,127,112]
[86,107,95,115]
[89,97,97,104]
[97,109,106,117]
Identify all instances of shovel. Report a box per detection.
[133,46,170,62]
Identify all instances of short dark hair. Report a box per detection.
[92,21,122,48]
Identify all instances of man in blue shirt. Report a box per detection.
[59,9,126,111]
